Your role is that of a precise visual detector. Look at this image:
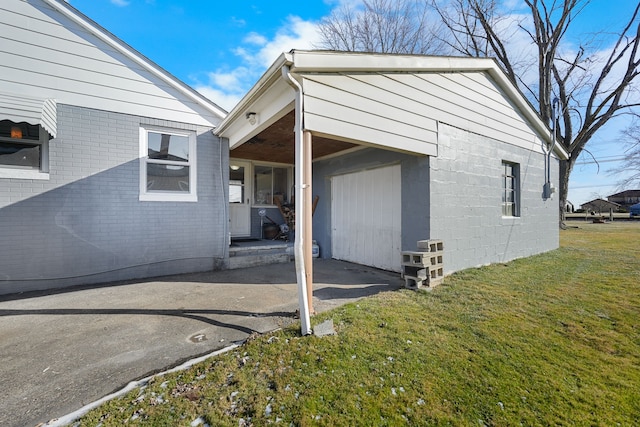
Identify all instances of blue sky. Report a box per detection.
[66,0,639,206]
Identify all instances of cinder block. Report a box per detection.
[404,274,443,290]
[402,251,431,266]
[429,266,444,281]
[417,239,444,252]
[402,265,427,279]
[404,275,429,290]
[429,278,444,288]
[430,254,443,266]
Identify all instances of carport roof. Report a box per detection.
[215,50,569,162]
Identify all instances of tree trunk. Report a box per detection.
[558,158,573,229]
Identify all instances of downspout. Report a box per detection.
[281,64,312,336]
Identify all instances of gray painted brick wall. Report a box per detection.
[0,105,228,295]
[430,123,559,273]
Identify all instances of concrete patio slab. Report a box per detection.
[0,259,403,427]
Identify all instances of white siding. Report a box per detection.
[303,76,438,156]
[0,0,222,126]
[331,165,402,272]
[302,72,546,157]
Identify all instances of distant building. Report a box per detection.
[607,190,640,208]
[565,201,574,213]
[580,198,621,214]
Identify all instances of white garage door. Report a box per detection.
[331,164,401,272]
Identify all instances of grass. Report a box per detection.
[79,222,640,426]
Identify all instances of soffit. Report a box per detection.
[230,110,358,164]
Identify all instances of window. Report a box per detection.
[0,120,49,179]
[229,164,246,204]
[502,161,520,217]
[139,125,197,202]
[254,164,290,206]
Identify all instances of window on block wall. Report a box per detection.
[502,161,520,217]
[253,164,290,206]
[139,125,197,202]
[0,120,50,179]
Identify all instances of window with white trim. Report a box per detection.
[502,161,520,217]
[139,125,197,202]
[0,120,49,179]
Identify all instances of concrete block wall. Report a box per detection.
[429,123,559,274]
[0,104,228,295]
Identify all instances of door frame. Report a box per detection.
[229,159,252,237]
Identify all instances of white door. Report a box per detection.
[229,160,251,237]
[331,164,401,272]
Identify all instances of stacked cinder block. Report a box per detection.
[401,240,444,290]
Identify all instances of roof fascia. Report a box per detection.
[42,0,227,121]
[215,52,293,136]
[483,63,569,160]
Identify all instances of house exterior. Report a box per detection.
[2,2,567,297]
[0,0,227,295]
[608,190,640,208]
[216,50,568,276]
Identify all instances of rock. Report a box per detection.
[313,319,336,337]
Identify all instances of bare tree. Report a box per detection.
[617,114,640,187]
[317,0,446,54]
[318,0,640,226]
[434,0,640,225]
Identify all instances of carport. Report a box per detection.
[215,50,445,333]
[215,50,548,333]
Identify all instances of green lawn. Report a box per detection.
[80,222,640,426]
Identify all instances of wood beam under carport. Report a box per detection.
[303,130,313,314]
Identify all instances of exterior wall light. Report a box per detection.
[245,112,257,125]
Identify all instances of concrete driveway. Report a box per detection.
[0,259,403,427]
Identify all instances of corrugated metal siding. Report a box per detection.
[331,164,402,272]
[0,92,57,137]
[0,0,220,126]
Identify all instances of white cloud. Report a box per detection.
[194,86,242,113]
[254,16,321,67]
[323,0,363,8]
[196,15,322,111]
[244,32,268,46]
[231,17,246,27]
[110,0,130,6]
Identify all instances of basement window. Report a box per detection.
[502,161,520,217]
[0,120,50,179]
